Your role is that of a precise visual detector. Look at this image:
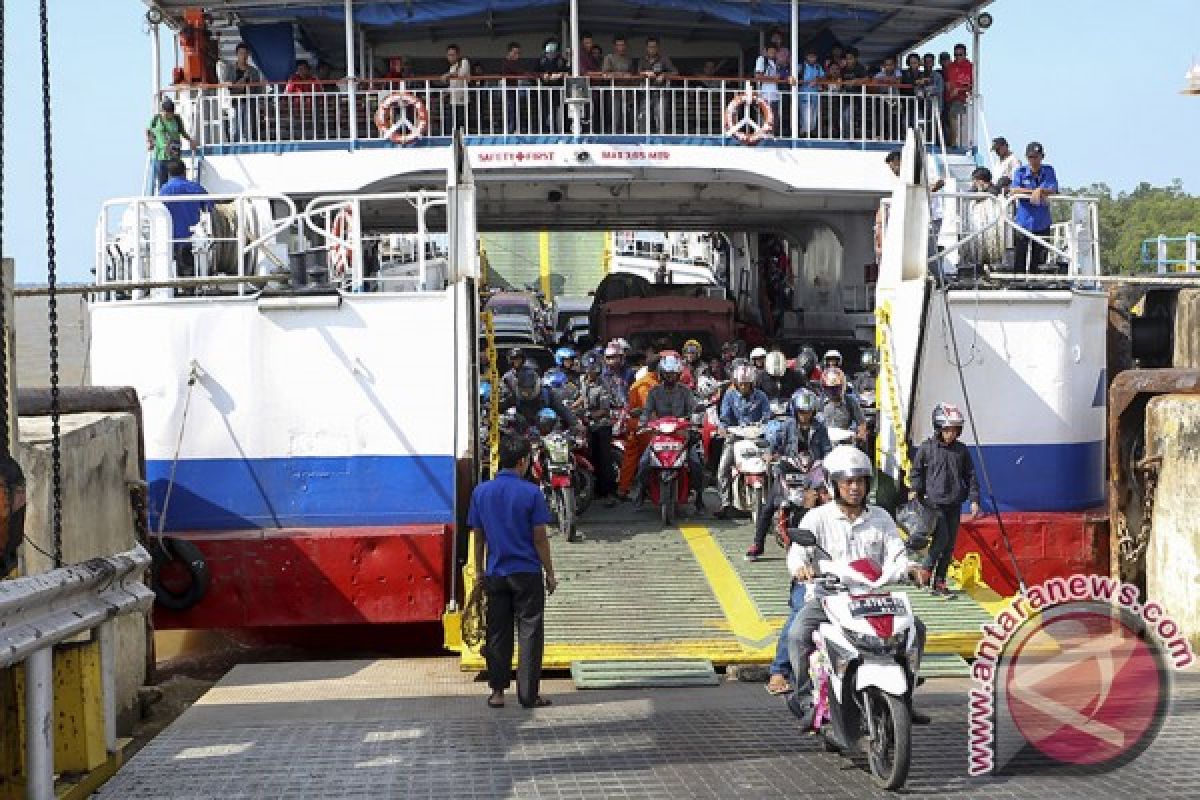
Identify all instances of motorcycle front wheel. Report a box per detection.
[749,485,764,525]
[660,475,676,527]
[558,488,578,542]
[865,690,911,791]
[574,468,595,515]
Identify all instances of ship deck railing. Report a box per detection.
[1140,234,1200,274]
[167,76,966,153]
[96,190,453,301]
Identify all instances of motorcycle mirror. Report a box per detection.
[789,529,818,548]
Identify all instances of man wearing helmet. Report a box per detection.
[795,346,821,387]
[617,354,661,499]
[681,339,708,386]
[714,364,771,520]
[635,354,706,511]
[820,367,867,444]
[748,388,832,561]
[756,348,799,400]
[505,366,580,433]
[909,403,981,598]
[601,342,632,406]
[749,346,768,374]
[785,445,929,725]
[501,348,529,405]
[577,352,618,503]
[555,346,581,385]
[822,349,842,371]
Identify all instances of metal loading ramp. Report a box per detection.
[457,504,995,671]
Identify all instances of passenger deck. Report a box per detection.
[454,502,996,672]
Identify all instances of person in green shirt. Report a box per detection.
[146,98,193,190]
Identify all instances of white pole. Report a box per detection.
[790,0,799,139]
[151,22,162,110]
[344,0,358,143]
[972,22,981,151]
[25,648,54,800]
[569,0,580,77]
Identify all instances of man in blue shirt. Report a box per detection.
[1010,141,1058,275]
[157,160,213,279]
[468,435,558,709]
[714,364,771,519]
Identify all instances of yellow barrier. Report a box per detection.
[875,301,913,477]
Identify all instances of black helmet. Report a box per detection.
[516,367,541,401]
[797,346,818,376]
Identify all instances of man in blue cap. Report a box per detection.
[1010,141,1059,274]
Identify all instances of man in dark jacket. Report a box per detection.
[908,402,981,597]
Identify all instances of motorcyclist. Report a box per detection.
[601,342,632,405]
[822,349,843,372]
[749,346,768,374]
[505,367,580,433]
[715,340,739,381]
[756,349,798,400]
[542,367,580,409]
[908,403,982,597]
[681,339,707,386]
[747,389,832,561]
[855,348,879,396]
[714,364,771,520]
[535,407,560,435]
[617,353,660,500]
[795,346,821,388]
[635,354,706,512]
[819,367,867,445]
[579,350,618,503]
[500,347,529,404]
[555,346,581,385]
[785,445,930,726]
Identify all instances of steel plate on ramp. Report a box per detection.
[571,659,720,689]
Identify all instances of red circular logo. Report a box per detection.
[1004,605,1168,768]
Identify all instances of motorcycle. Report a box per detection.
[528,429,594,543]
[698,382,728,482]
[641,416,693,526]
[726,423,770,523]
[790,530,921,791]
[771,454,827,550]
[764,397,791,453]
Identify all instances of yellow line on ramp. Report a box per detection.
[678,524,778,653]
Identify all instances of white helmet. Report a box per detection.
[750,347,768,360]
[765,351,787,377]
[732,364,757,386]
[696,375,719,398]
[616,337,631,354]
[824,444,873,504]
[635,365,648,381]
[823,349,843,365]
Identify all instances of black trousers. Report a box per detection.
[589,424,616,497]
[923,503,962,584]
[484,572,545,704]
[1014,228,1050,274]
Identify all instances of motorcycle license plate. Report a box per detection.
[848,595,904,618]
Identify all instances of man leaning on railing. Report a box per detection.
[1010,141,1059,275]
[158,160,213,285]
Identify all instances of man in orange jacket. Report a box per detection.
[617,354,660,498]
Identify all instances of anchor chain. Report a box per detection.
[1118,456,1161,567]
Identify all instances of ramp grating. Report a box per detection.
[571,659,720,689]
[916,652,972,678]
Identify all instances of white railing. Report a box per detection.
[96,190,456,299]
[0,547,154,800]
[173,78,957,149]
[933,192,1102,279]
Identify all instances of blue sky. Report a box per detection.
[5,0,1200,283]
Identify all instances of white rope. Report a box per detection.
[156,360,199,538]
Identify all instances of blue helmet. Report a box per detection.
[480,380,492,403]
[537,407,558,423]
[543,368,568,390]
[789,388,820,415]
[554,346,578,366]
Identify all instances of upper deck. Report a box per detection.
[148,0,991,209]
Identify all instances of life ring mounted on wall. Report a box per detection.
[724,91,775,145]
[374,91,428,145]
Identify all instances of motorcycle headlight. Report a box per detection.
[545,436,570,464]
[844,629,907,655]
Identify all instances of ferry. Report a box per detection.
[89,0,1106,644]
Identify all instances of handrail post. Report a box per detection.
[1158,234,1169,274]
[25,647,54,800]
[1187,232,1197,272]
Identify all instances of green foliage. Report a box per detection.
[1068,180,1200,273]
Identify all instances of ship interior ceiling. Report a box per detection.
[151,1,992,73]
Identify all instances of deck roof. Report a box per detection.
[147,1,991,66]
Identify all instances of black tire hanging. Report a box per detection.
[151,537,210,611]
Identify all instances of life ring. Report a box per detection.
[329,206,353,279]
[374,91,428,145]
[150,536,210,612]
[724,92,775,145]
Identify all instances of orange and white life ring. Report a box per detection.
[374,91,428,145]
[329,206,353,279]
[724,92,775,145]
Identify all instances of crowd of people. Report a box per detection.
[186,32,975,143]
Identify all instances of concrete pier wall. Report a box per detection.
[16,411,148,730]
[1146,394,1200,653]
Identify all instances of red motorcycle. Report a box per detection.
[641,416,693,526]
[526,428,595,542]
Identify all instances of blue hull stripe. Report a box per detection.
[969,441,1105,512]
[147,455,455,531]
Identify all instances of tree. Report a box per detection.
[1068,181,1200,272]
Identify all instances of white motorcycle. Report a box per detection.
[790,530,922,791]
[726,424,770,522]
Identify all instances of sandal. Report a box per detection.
[487,692,505,709]
[520,696,552,709]
[766,677,792,696]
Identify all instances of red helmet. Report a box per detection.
[932,402,965,431]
